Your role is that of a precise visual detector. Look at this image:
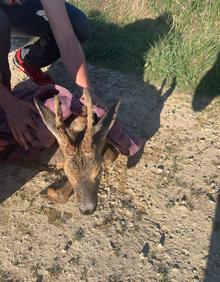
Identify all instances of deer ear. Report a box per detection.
[93,100,120,154]
[34,97,73,155]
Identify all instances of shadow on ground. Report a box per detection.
[0,163,41,204]
[0,144,57,204]
[195,52,220,281]
[204,194,220,281]
[84,10,172,78]
[192,51,220,112]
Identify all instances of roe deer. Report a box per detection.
[35,88,120,215]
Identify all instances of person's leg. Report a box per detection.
[25,2,90,68]
[2,0,90,68]
[20,1,90,68]
[0,7,11,88]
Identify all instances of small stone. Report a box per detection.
[158,164,164,170]
[171,267,179,273]
[178,205,188,212]
[192,268,197,274]
[193,276,200,282]
[156,165,165,174]
[207,193,215,204]
[159,233,166,247]
[63,240,72,252]
[157,243,163,249]
[173,263,180,269]
[36,275,43,282]
[140,242,150,257]
[123,254,128,259]
[163,177,168,182]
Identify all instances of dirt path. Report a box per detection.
[0,38,219,282]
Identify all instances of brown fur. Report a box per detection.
[35,89,120,214]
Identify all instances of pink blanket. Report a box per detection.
[0,85,142,163]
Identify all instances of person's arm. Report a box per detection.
[40,0,90,89]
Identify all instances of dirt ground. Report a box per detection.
[0,38,219,282]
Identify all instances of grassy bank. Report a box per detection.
[70,0,220,95]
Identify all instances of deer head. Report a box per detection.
[35,89,120,215]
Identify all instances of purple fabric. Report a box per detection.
[0,85,142,163]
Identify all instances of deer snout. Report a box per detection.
[76,189,97,214]
[79,201,97,215]
[77,182,98,215]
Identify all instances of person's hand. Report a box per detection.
[80,88,107,118]
[4,97,37,150]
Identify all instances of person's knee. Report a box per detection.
[66,4,91,43]
[77,14,91,43]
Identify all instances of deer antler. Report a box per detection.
[81,88,94,153]
[54,94,63,129]
[54,95,70,143]
[93,100,120,157]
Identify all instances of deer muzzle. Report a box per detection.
[77,185,98,215]
[79,201,97,215]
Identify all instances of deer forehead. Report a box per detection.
[64,155,101,181]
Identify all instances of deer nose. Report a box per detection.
[79,202,97,215]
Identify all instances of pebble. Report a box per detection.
[163,176,168,183]
[159,233,166,247]
[158,164,164,170]
[178,205,189,212]
[63,240,72,252]
[156,165,165,174]
[140,242,150,257]
[173,263,180,270]
[207,193,216,204]
[171,267,179,273]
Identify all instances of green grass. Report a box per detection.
[146,0,220,93]
[70,0,220,95]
